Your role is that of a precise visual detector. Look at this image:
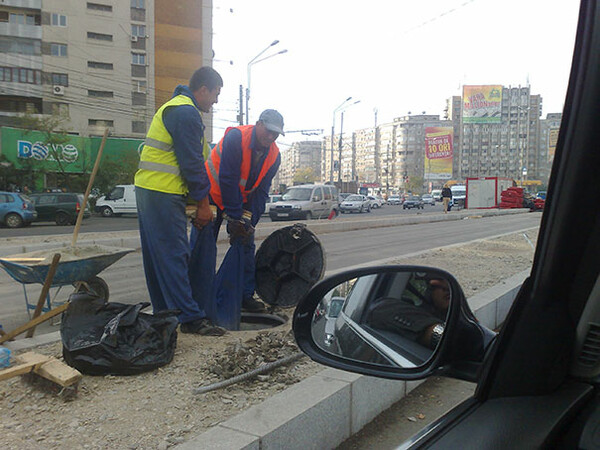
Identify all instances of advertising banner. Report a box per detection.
[424,127,453,180]
[0,127,143,173]
[463,85,503,123]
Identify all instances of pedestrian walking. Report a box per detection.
[441,184,452,213]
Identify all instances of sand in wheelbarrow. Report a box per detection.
[3,245,134,265]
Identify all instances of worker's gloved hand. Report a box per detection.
[226,219,254,245]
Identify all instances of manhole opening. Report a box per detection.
[239,312,288,331]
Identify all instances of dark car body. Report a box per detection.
[293,2,600,448]
[403,196,424,209]
[30,192,91,225]
[0,191,37,228]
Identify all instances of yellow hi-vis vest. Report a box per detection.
[135,94,210,195]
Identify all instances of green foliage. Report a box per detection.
[407,176,425,194]
[293,167,317,184]
[93,153,138,195]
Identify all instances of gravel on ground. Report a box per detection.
[0,227,538,449]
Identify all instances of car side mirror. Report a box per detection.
[293,266,496,382]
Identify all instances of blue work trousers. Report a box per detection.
[213,210,256,301]
[136,187,206,324]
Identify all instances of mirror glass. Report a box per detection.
[310,270,452,368]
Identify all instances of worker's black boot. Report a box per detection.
[242,296,267,313]
[180,318,226,336]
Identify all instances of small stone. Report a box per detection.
[407,416,417,422]
[221,398,233,404]
[257,375,270,381]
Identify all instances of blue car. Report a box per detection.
[0,191,37,228]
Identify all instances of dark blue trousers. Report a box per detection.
[136,187,206,324]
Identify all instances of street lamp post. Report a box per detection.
[331,97,352,183]
[336,100,360,184]
[246,40,287,125]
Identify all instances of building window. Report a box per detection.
[131,53,146,65]
[18,68,40,84]
[88,61,113,70]
[87,3,113,12]
[89,119,114,127]
[132,79,147,93]
[131,0,145,9]
[9,13,40,25]
[87,32,113,41]
[51,13,67,26]
[52,73,68,86]
[88,90,114,98]
[52,103,69,115]
[132,121,146,133]
[131,24,146,37]
[50,43,67,57]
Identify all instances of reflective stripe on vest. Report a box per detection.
[207,125,279,210]
[134,94,202,195]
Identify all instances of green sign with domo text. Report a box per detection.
[0,127,143,173]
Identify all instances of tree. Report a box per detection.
[406,175,424,194]
[93,153,139,195]
[293,167,316,184]
[19,112,76,190]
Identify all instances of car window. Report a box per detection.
[282,187,312,201]
[110,187,124,200]
[37,195,56,205]
[323,186,332,200]
[0,194,9,203]
[346,195,362,201]
[312,187,323,201]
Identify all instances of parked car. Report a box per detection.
[422,194,435,206]
[293,3,599,447]
[30,192,91,225]
[339,194,371,213]
[536,191,547,200]
[0,191,37,228]
[269,184,337,221]
[403,195,424,209]
[94,185,137,217]
[263,194,282,215]
[367,195,384,208]
[387,195,402,205]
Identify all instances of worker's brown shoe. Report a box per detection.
[180,318,226,336]
[242,296,267,313]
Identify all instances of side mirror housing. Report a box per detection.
[293,265,496,382]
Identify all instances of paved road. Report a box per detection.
[0,212,540,337]
[0,202,443,238]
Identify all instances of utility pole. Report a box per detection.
[338,111,345,184]
[237,84,244,125]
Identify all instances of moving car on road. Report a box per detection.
[387,195,402,205]
[367,195,384,208]
[339,194,371,214]
[403,195,424,209]
[0,191,37,228]
[269,184,337,221]
[422,194,435,206]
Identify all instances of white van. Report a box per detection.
[269,184,338,221]
[95,184,137,217]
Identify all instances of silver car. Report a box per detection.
[339,194,371,213]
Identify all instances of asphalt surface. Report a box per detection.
[0,211,540,338]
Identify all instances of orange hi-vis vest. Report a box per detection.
[206,125,279,210]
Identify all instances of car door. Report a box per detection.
[311,186,325,218]
[33,194,56,221]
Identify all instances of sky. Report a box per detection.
[211,0,580,150]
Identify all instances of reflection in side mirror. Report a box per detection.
[310,270,452,368]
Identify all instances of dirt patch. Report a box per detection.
[0,228,537,449]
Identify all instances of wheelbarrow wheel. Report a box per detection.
[84,276,109,301]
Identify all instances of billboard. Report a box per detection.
[463,85,503,123]
[0,127,143,173]
[424,127,453,180]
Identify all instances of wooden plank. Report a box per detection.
[0,257,46,262]
[0,303,69,344]
[35,359,82,387]
[26,253,61,338]
[0,353,51,381]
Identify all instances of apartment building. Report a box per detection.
[0,0,213,140]
[277,140,321,189]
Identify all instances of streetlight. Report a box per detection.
[337,100,360,184]
[330,97,352,183]
[246,40,287,124]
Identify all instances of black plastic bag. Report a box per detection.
[61,291,179,375]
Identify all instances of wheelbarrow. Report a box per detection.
[0,245,135,316]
